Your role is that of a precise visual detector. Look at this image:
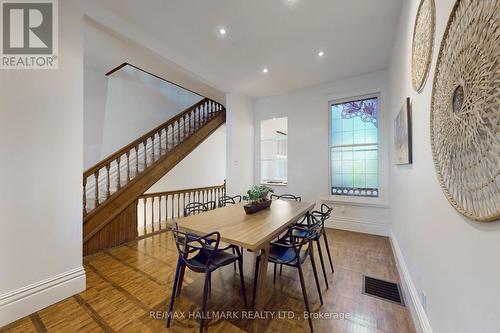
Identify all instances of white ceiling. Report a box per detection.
[95,0,402,97]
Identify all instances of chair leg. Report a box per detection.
[237,255,248,306]
[232,247,237,271]
[199,271,211,333]
[297,263,314,332]
[273,262,277,284]
[166,258,182,328]
[252,255,261,310]
[309,249,324,305]
[315,239,329,289]
[175,265,186,297]
[279,264,283,276]
[322,233,334,273]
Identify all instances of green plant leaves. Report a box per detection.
[246,185,274,204]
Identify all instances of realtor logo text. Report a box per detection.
[1,0,58,69]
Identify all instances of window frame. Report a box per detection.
[259,117,288,186]
[328,93,381,199]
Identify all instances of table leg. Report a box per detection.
[252,242,270,333]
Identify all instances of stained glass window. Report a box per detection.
[330,96,379,197]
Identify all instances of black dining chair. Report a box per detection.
[184,200,240,270]
[270,193,303,273]
[218,195,242,207]
[252,220,323,332]
[270,193,302,202]
[312,204,334,274]
[290,212,332,289]
[217,195,245,266]
[278,204,335,281]
[270,193,302,263]
[167,223,247,333]
[184,201,216,217]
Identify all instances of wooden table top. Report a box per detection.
[175,200,314,251]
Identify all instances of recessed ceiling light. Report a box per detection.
[218,28,227,36]
[262,68,269,73]
[318,51,325,57]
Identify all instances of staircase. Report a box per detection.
[83,97,225,255]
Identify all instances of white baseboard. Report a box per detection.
[0,266,86,327]
[326,216,389,236]
[389,230,433,333]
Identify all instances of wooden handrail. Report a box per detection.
[83,97,225,215]
[139,183,226,199]
[84,97,210,177]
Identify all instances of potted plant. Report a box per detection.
[244,185,274,214]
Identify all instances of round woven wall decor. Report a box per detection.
[430,0,500,222]
[411,0,435,92]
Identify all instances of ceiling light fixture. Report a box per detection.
[318,51,325,57]
[218,28,227,36]
[262,68,269,73]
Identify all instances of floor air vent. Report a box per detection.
[362,275,405,306]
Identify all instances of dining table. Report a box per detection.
[175,199,315,332]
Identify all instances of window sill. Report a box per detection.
[321,196,389,209]
[261,182,288,187]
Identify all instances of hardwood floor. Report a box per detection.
[1,229,416,333]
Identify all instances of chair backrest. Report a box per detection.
[309,203,332,220]
[310,210,326,221]
[270,194,302,202]
[289,221,320,256]
[295,211,324,235]
[308,211,326,235]
[171,222,220,270]
[184,201,215,217]
[321,203,332,217]
[306,211,324,227]
[205,200,217,210]
[218,195,242,207]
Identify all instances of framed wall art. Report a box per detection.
[394,98,412,165]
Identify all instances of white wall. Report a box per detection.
[254,71,390,235]
[100,75,201,160]
[387,1,500,333]
[84,21,205,168]
[225,93,255,196]
[0,1,85,326]
[146,125,227,193]
[84,67,107,167]
[138,125,226,225]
